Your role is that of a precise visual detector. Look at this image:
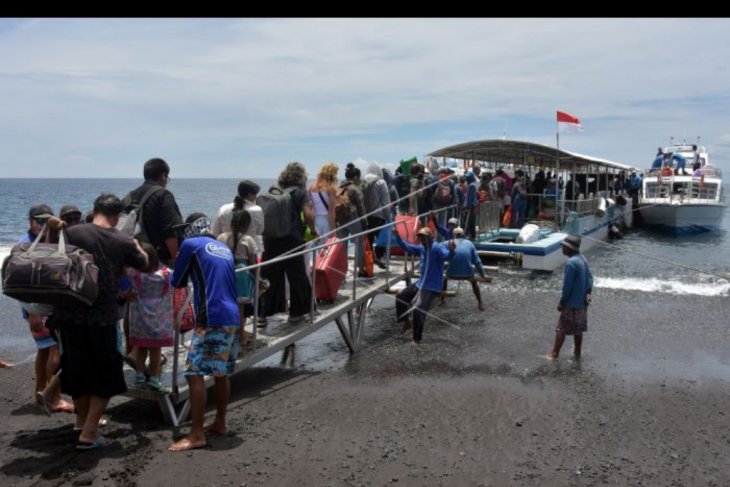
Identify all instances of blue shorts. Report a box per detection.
[184,326,239,377]
[34,332,57,351]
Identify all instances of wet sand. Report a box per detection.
[1,284,729,486]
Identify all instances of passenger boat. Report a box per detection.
[638,144,725,234]
[427,139,637,271]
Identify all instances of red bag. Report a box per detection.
[172,286,196,332]
[363,238,374,277]
[314,237,348,303]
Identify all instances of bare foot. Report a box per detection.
[169,436,207,452]
[538,353,558,361]
[0,359,14,368]
[203,422,229,436]
[400,321,412,335]
[52,399,74,414]
[477,303,485,311]
[240,330,254,347]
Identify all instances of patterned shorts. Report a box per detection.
[556,308,588,335]
[184,326,240,377]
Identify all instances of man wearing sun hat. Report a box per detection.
[392,226,454,344]
[544,234,593,361]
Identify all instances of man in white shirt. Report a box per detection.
[212,180,265,255]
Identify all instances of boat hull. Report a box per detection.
[638,203,725,234]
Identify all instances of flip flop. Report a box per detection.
[76,435,112,451]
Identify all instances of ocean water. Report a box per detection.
[0,178,728,363]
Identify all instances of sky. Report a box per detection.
[1,18,729,178]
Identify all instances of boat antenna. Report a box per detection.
[501,120,508,140]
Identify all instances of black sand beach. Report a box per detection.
[1,284,729,486]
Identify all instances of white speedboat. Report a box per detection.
[639,144,725,234]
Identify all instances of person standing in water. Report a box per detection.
[544,234,592,361]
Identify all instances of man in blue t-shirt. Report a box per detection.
[393,227,453,344]
[544,234,593,361]
[440,227,491,311]
[169,213,240,452]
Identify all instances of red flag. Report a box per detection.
[557,110,583,132]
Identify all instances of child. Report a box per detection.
[126,243,174,390]
[217,209,258,345]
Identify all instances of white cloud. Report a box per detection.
[0,18,729,177]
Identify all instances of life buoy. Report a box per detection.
[661,166,673,177]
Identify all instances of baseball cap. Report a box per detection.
[59,204,82,218]
[29,203,53,219]
[417,227,432,238]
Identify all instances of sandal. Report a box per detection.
[76,435,112,451]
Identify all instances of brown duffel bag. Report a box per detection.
[1,226,99,306]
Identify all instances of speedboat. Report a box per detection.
[639,144,725,234]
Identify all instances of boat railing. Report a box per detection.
[643,176,721,202]
[476,200,501,237]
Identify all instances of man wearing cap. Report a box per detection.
[440,227,491,311]
[544,234,593,361]
[393,226,454,344]
[59,204,83,227]
[16,204,74,414]
[430,211,459,241]
[170,213,239,452]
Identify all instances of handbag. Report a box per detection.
[172,285,196,332]
[1,226,99,306]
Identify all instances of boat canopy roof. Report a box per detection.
[428,139,638,173]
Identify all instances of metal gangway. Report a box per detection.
[121,208,448,431]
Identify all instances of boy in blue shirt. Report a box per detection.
[544,234,593,361]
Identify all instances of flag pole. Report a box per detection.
[555,113,560,229]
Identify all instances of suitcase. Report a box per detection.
[383,215,436,256]
[314,237,348,302]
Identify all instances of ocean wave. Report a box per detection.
[0,244,11,264]
[595,276,730,297]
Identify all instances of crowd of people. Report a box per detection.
[4,156,595,453]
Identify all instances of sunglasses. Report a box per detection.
[33,217,49,225]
